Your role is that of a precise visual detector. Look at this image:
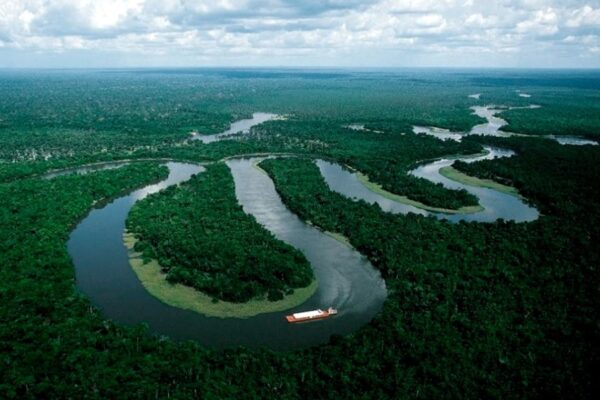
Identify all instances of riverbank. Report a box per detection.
[355,172,483,214]
[439,166,521,198]
[124,232,318,318]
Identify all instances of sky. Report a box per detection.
[0,0,599,68]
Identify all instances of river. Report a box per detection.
[68,159,386,350]
[318,147,539,223]
[191,112,279,144]
[65,111,540,350]
[412,103,597,146]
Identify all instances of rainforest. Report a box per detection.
[0,68,598,399]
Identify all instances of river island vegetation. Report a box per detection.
[126,162,314,303]
[123,232,318,318]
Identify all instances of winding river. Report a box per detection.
[413,104,598,146]
[409,148,539,223]
[317,147,539,223]
[68,159,386,350]
[65,110,541,350]
[191,112,279,144]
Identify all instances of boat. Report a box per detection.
[285,307,338,323]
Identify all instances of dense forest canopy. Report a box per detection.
[127,163,313,303]
[0,69,598,398]
[260,154,598,399]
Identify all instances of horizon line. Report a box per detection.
[1,66,600,71]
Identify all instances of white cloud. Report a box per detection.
[88,0,143,29]
[516,8,558,36]
[465,13,498,28]
[0,0,598,67]
[416,14,446,28]
[566,6,600,27]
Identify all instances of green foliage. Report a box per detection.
[456,136,600,216]
[0,69,599,399]
[502,98,600,137]
[249,119,483,209]
[261,154,598,399]
[126,163,313,302]
[5,69,598,208]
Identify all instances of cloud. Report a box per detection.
[465,13,499,28]
[566,5,600,27]
[516,8,559,36]
[0,0,599,67]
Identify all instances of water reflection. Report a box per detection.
[191,112,279,144]
[412,103,591,147]
[318,147,539,223]
[69,160,387,349]
[410,148,539,223]
[413,126,463,141]
[317,160,427,216]
[130,162,202,201]
[548,136,598,146]
[469,106,510,136]
[227,158,387,321]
